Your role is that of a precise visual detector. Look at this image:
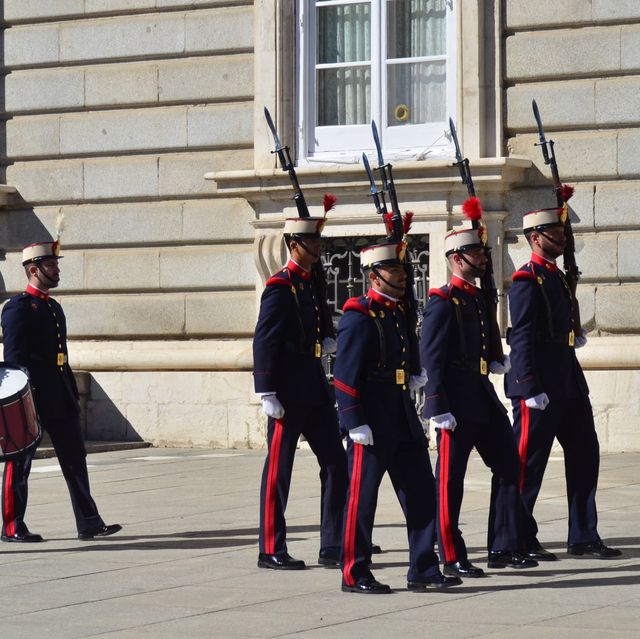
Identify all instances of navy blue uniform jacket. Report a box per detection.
[420,276,506,423]
[333,288,423,442]
[2,291,80,422]
[505,253,588,401]
[253,260,333,406]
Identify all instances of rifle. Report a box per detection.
[532,100,582,334]
[367,121,419,323]
[264,107,335,338]
[449,117,505,363]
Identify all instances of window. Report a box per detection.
[298,0,456,161]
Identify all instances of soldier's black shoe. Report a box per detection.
[525,543,558,562]
[444,559,485,577]
[407,572,462,590]
[567,541,622,559]
[78,524,122,540]
[318,546,341,567]
[488,551,538,569]
[371,543,382,554]
[2,530,43,543]
[258,552,306,570]
[342,578,391,594]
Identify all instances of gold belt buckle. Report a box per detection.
[396,369,405,385]
[57,353,65,366]
[568,330,575,347]
[480,358,488,376]
[315,342,322,358]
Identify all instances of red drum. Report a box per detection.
[0,366,42,461]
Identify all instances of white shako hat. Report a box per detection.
[360,241,407,269]
[444,224,487,256]
[522,206,566,232]
[22,241,62,265]
[282,217,327,238]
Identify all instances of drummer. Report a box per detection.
[1,241,121,542]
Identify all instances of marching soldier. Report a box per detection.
[253,215,348,570]
[420,213,536,576]
[1,241,121,542]
[334,240,459,593]
[506,207,621,560]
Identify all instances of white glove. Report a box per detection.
[349,424,374,446]
[420,417,431,440]
[489,355,511,375]
[574,330,587,349]
[409,368,428,392]
[261,394,285,419]
[431,412,457,432]
[525,393,549,411]
[322,337,337,355]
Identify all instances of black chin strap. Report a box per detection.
[35,263,57,288]
[372,267,404,293]
[458,253,485,277]
[296,238,320,260]
[538,230,565,248]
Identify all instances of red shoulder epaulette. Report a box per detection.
[265,269,292,287]
[512,269,535,282]
[342,296,370,315]
[428,287,450,300]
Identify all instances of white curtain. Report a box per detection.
[317,2,371,126]
[316,0,447,127]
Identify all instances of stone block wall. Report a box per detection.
[0,1,260,447]
[502,2,640,450]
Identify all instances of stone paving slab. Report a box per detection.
[0,448,637,638]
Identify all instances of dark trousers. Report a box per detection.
[435,408,522,562]
[2,414,104,536]
[512,394,600,546]
[341,437,439,586]
[259,402,347,555]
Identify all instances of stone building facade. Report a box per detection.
[0,1,638,451]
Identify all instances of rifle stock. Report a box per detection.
[264,106,335,339]
[532,100,582,334]
[449,119,505,363]
[369,121,419,324]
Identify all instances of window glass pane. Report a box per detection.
[387,60,446,126]
[386,0,447,59]
[317,3,371,64]
[317,67,371,126]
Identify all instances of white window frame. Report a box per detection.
[297,0,457,164]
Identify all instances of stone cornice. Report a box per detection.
[205,157,533,205]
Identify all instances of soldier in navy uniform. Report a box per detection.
[506,207,621,559]
[1,241,121,542]
[420,216,536,576]
[253,216,348,570]
[334,240,460,594]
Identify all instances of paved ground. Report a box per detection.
[0,447,637,638]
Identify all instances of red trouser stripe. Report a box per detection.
[438,431,456,562]
[264,419,284,555]
[342,443,363,587]
[518,400,530,494]
[3,461,15,537]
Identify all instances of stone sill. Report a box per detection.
[204,157,533,202]
[67,335,639,372]
[70,339,252,371]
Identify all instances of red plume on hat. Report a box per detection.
[560,184,574,203]
[323,193,337,215]
[383,212,394,236]
[402,211,414,235]
[462,196,483,222]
